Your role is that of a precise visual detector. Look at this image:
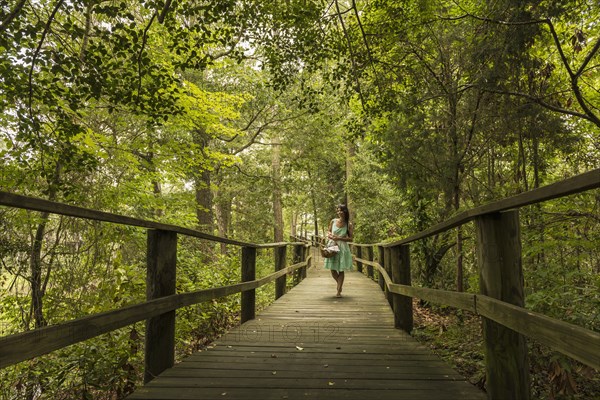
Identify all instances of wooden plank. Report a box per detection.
[171,359,453,370]
[128,387,487,400]
[162,368,465,380]
[141,377,473,390]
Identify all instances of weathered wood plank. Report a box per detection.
[128,387,488,400]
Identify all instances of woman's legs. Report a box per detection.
[336,272,345,297]
[330,270,339,283]
[330,270,345,297]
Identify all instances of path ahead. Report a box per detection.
[129,251,486,399]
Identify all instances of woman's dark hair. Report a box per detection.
[337,204,351,235]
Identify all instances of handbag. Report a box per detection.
[320,238,340,258]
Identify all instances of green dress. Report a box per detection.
[324,219,353,272]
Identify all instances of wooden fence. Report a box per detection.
[0,191,311,383]
[349,168,600,400]
[1,168,598,399]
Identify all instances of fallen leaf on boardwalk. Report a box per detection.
[295,346,304,351]
[221,393,226,396]
[272,371,277,375]
[328,381,335,386]
[271,354,278,358]
[323,364,329,368]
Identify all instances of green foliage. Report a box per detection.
[0,0,599,397]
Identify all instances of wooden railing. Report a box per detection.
[348,168,600,400]
[0,191,312,383]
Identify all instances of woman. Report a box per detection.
[324,204,353,297]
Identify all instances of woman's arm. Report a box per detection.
[326,220,334,240]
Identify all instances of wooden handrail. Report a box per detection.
[349,170,600,399]
[0,189,309,250]
[0,257,311,369]
[350,168,599,247]
[0,189,314,381]
[354,257,600,370]
[0,191,255,247]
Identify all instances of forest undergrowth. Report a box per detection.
[411,300,600,400]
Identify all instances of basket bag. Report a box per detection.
[320,239,340,258]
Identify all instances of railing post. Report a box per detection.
[377,246,385,292]
[275,245,287,299]
[355,246,363,273]
[390,244,413,333]
[366,246,374,279]
[475,210,530,400]
[304,244,311,274]
[293,243,303,284]
[301,244,309,279]
[145,229,177,383]
[241,246,257,323]
[384,246,393,307]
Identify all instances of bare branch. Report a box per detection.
[334,0,366,111]
[482,87,593,121]
[576,36,600,78]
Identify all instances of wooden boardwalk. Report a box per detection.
[129,252,486,400]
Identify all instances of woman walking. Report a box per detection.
[324,204,353,297]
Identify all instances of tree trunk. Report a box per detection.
[306,168,319,241]
[215,191,232,254]
[290,212,297,239]
[345,142,356,221]
[195,169,213,234]
[30,213,49,329]
[26,162,61,400]
[272,134,283,242]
